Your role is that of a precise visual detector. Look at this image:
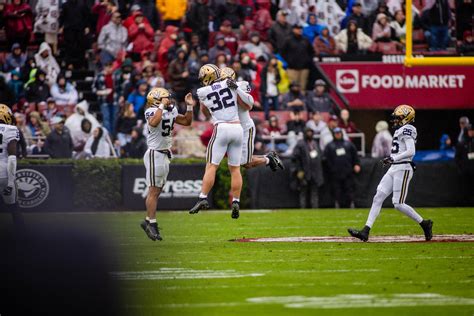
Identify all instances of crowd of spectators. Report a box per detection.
[0,0,471,161]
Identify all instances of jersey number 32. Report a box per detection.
[207,88,235,112]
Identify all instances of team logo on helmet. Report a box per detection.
[198,64,220,86]
[220,67,236,80]
[391,104,415,127]
[146,88,171,108]
[0,104,13,125]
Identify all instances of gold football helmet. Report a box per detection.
[391,104,415,127]
[146,87,171,108]
[220,67,236,80]
[0,104,13,125]
[198,64,220,86]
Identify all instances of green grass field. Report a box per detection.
[1,208,473,315]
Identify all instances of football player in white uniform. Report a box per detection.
[348,105,433,242]
[140,88,196,241]
[189,64,247,219]
[0,104,23,228]
[219,67,284,171]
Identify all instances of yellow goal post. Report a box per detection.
[404,0,474,66]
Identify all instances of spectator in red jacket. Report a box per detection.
[338,109,359,134]
[92,0,116,36]
[252,0,272,40]
[127,11,154,57]
[208,20,239,55]
[3,0,33,50]
[313,27,337,56]
[157,25,179,80]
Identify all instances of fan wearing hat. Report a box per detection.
[44,115,73,159]
[209,20,239,55]
[372,13,391,42]
[208,34,232,64]
[323,125,360,209]
[306,79,336,114]
[269,10,292,53]
[243,31,271,61]
[280,24,314,90]
[345,1,370,34]
[126,10,154,57]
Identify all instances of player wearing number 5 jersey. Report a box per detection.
[140,88,196,241]
[348,105,433,242]
[0,104,24,229]
[219,67,284,171]
[189,64,247,219]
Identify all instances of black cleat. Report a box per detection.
[231,201,240,219]
[420,219,433,241]
[269,151,284,170]
[149,222,163,241]
[348,225,371,242]
[189,198,209,214]
[140,219,156,241]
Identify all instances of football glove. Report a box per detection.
[3,186,13,196]
[226,78,238,90]
[382,157,394,166]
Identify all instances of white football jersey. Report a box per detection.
[390,124,417,162]
[0,124,20,178]
[236,80,254,131]
[144,106,179,150]
[197,80,239,124]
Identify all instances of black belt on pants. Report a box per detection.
[392,161,417,171]
[156,149,172,159]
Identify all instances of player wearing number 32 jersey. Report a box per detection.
[140,88,196,242]
[189,64,248,219]
[348,105,433,242]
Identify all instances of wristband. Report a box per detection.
[186,105,193,112]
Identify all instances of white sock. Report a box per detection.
[199,193,207,199]
[149,218,157,223]
[394,203,423,223]
[145,216,150,221]
[265,157,270,165]
[365,191,388,228]
[233,198,240,203]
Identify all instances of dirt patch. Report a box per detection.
[232,234,474,243]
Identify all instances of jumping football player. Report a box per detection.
[348,105,433,242]
[219,67,284,171]
[189,64,246,219]
[0,104,24,228]
[141,88,196,241]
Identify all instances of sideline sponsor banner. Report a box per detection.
[122,164,209,210]
[15,165,73,211]
[320,63,474,109]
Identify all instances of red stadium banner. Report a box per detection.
[320,63,474,109]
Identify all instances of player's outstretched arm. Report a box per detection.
[176,93,196,126]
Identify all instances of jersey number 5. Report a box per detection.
[162,119,174,137]
[207,88,235,112]
[391,139,399,154]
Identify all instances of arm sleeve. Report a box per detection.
[7,155,17,186]
[392,137,415,162]
[236,86,254,108]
